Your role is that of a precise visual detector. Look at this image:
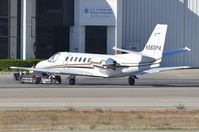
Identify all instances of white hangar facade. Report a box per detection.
[67,0,199,67]
[1,0,199,67]
[122,0,199,67]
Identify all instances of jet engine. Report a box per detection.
[103,58,117,69]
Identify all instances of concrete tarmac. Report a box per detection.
[0,69,199,110]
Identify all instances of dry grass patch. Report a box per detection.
[0,109,198,130]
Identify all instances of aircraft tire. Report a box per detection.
[55,76,61,84]
[128,77,135,85]
[13,73,20,81]
[69,78,76,85]
[35,77,41,84]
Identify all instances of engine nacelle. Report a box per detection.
[103,58,117,69]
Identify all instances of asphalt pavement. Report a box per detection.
[0,69,199,110]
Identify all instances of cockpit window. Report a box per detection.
[48,53,61,62]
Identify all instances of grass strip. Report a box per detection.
[0,109,198,130]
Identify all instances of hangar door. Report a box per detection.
[35,0,74,58]
[85,26,107,54]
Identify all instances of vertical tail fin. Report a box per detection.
[141,24,168,59]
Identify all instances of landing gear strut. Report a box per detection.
[55,75,61,84]
[128,77,135,85]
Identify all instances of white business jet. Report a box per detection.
[11,24,191,85]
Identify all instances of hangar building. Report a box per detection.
[0,0,199,67]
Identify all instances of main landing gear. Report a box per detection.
[68,76,76,85]
[67,76,137,86]
[128,76,136,85]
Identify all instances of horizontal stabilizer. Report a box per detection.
[112,47,152,58]
[163,47,191,57]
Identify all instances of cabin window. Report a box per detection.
[88,58,91,63]
[83,58,86,62]
[79,57,82,62]
[74,57,78,62]
[70,57,73,62]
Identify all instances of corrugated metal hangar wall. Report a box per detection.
[122,0,199,67]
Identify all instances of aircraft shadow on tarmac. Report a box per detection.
[70,82,199,88]
[2,78,199,88]
[152,83,199,88]
[2,83,199,89]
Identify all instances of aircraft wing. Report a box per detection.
[112,47,152,58]
[132,66,191,76]
[10,67,34,71]
[10,66,93,76]
[113,46,191,59]
[10,66,62,74]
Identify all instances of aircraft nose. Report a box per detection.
[35,60,46,68]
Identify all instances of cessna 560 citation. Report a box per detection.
[11,24,191,85]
